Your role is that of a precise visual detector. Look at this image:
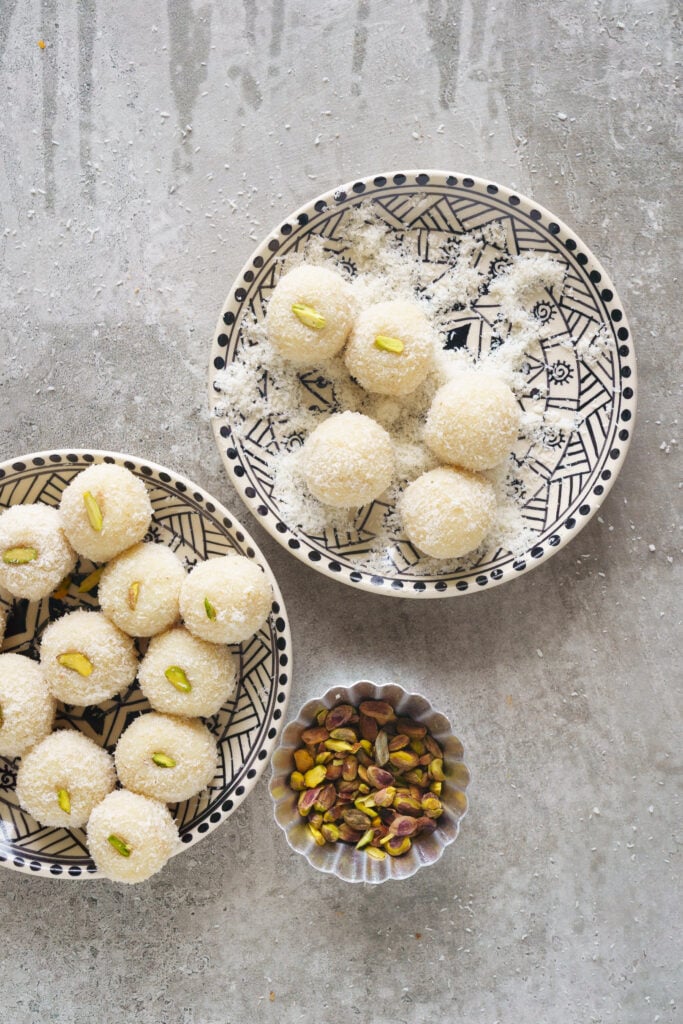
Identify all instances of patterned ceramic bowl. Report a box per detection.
[0,450,292,879]
[210,169,637,598]
[269,680,470,883]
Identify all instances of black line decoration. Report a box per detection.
[0,451,292,879]
[210,172,636,598]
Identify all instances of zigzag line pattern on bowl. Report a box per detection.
[0,450,292,879]
[210,170,636,597]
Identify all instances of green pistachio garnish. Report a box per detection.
[78,567,104,593]
[57,651,94,676]
[355,828,374,851]
[307,822,326,846]
[82,491,103,531]
[324,739,355,753]
[57,788,71,814]
[52,574,72,599]
[303,764,327,788]
[374,334,405,354]
[2,546,38,564]
[164,666,192,693]
[204,596,217,621]
[291,302,326,329]
[386,835,412,857]
[320,823,340,843]
[107,834,131,857]
[152,752,176,768]
[128,580,140,610]
[289,698,452,860]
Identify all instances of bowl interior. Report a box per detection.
[210,170,636,598]
[0,450,292,879]
[269,681,469,884]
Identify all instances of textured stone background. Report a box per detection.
[0,2,680,1022]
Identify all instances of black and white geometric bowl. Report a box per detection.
[269,680,470,884]
[0,450,292,879]
[210,169,637,597]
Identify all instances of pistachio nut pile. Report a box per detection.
[289,699,445,860]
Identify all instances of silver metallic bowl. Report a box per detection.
[269,680,470,883]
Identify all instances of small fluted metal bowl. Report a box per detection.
[269,680,470,883]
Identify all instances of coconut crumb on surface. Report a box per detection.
[212,198,615,575]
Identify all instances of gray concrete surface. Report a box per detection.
[0,2,680,1022]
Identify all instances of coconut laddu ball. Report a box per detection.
[401,467,497,560]
[0,504,76,601]
[40,609,138,705]
[138,627,237,718]
[16,730,116,828]
[303,411,395,508]
[99,542,185,638]
[425,372,520,471]
[0,653,55,758]
[180,555,273,645]
[266,264,356,365]
[59,463,153,563]
[115,713,217,805]
[87,789,180,884]
[344,300,435,396]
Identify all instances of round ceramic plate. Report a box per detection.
[0,450,292,878]
[209,170,636,597]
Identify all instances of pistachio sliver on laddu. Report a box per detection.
[107,834,131,857]
[82,491,103,531]
[152,751,176,768]
[2,546,38,564]
[57,651,94,676]
[291,302,326,329]
[164,666,192,693]
[374,334,404,354]
[57,788,71,814]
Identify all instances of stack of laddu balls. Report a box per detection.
[0,463,273,882]
[267,264,521,558]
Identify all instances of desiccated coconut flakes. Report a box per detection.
[212,200,610,572]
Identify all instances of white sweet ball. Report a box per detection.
[115,713,217,804]
[344,300,435,396]
[138,627,238,718]
[180,555,273,645]
[16,730,116,828]
[40,609,139,705]
[59,464,153,562]
[303,411,395,508]
[401,467,497,559]
[99,542,185,638]
[266,264,356,364]
[0,653,55,758]
[86,789,180,884]
[425,372,520,471]
[0,505,76,601]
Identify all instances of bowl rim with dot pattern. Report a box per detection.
[209,169,637,598]
[0,449,292,880]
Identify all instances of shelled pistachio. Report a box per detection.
[288,699,446,859]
